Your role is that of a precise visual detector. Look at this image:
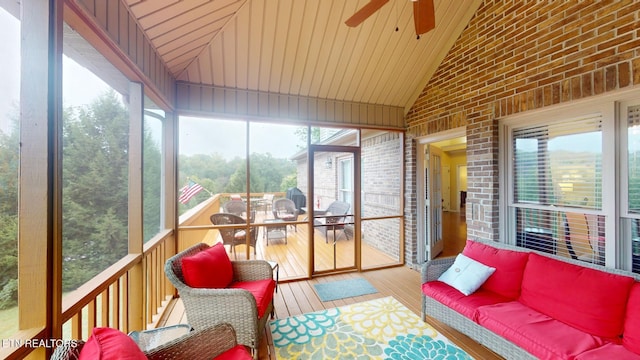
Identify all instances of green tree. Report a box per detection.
[62,90,129,291]
[0,115,18,309]
[143,121,162,242]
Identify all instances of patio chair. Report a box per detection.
[222,199,256,222]
[314,200,351,243]
[164,243,275,360]
[272,198,299,231]
[254,193,274,213]
[51,323,252,360]
[210,213,258,258]
[563,212,603,264]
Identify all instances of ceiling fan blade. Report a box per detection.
[414,0,435,35]
[345,0,390,27]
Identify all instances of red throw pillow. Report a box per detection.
[79,327,147,360]
[462,240,530,299]
[181,243,233,288]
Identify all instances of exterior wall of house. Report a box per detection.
[295,132,403,260]
[361,132,403,259]
[404,0,640,265]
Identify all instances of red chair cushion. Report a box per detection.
[229,279,276,318]
[422,281,511,320]
[462,239,530,299]
[477,301,607,360]
[79,327,147,360]
[575,343,640,360]
[520,253,635,339]
[213,344,253,359]
[623,282,640,355]
[181,243,233,289]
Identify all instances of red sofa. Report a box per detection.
[421,239,640,360]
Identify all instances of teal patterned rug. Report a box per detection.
[269,296,473,360]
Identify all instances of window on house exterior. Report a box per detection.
[506,111,606,265]
[622,103,640,272]
[504,97,640,273]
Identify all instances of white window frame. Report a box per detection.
[500,96,618,267]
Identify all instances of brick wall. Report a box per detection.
[404,0,640,255]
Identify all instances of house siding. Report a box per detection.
[404,0,640,265]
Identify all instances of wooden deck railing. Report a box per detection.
[59,192,282,341]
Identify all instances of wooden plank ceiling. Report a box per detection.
[124,0,481,112]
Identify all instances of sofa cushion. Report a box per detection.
[214,344,253,359]
[462,239,530,299]
[229,279,276,318]
[79,327,147,360]
[477,301,607,360]
[519,252,635,339]
[437,253,496,295]
[422,281,511,320]
[575,343,640,360]
[181,243,233,289]
[623,282,640,355]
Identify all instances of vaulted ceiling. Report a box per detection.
[123,0,481,113]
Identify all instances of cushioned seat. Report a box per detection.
[477,301,608,360]
[229,279,276,318]
[421,281,511,320]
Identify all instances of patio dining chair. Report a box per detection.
[272,198,299,231]
[210,213,257,258]
[313,200,351,243]
[222,199,256,222]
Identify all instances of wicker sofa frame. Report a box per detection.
[165,243,274,360]
[421,239,640,360]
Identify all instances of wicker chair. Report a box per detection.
[164,243,274,360]
[51,323,250,360]
[313,200,351,243]
[222,199,255,222]
[210,213,258,258]
[272,198,299,231]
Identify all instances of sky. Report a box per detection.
[179,117,303,159]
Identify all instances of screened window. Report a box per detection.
[143,99,164,242]
[62,23,131,292]
[0,3,20,339]
[509,114,605,265]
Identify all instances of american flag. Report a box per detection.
[179,180,204,204]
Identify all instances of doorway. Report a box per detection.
[309,146,359,275]
[418,130,468,262]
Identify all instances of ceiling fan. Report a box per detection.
[345,0,435,38]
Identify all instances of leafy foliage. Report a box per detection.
[62,91,130,291]
[0,116,18,309]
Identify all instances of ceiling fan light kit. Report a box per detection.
[345,0,435,38]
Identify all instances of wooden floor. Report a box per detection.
[160,266,502,359]
[161,209,502,359]
[204,212,401,281]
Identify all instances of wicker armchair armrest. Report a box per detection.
[145,324,239,360]
[421,256,456,283]
[232,260,273,282]
[179,287,259,317]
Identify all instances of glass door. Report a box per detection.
[309,146,358,274]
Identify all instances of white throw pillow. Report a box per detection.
[438,253,496,295]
